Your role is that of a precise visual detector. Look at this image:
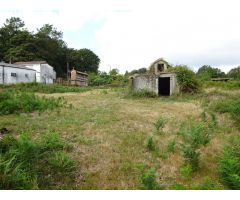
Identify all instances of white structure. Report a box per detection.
[0,62,36,85]
[15,61,56,84]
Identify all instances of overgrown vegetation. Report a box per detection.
[203,80,240,90]
[0,83,91,93]
[154,117,165,133]
[0,90,65,115]
[169,65,201,93]
[213,98,240,126]
[140,168,162,190]
[218,137,240,189]
[0,132,76,189]
[127,89,157,98]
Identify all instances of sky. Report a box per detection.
[0,0,240,73]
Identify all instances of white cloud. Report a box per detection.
[1,0,240,73]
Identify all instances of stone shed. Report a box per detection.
[130,58,179,96]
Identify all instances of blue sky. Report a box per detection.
[1,0,240,73]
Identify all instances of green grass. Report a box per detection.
[0,89,66,115]
[0,82,91,93]
[203,80,240,90]
[212,98,240,126]
[0,132,76,189]
[0,85,239,189]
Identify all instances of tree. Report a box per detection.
[197,65,225,80]
[0,17,100,77]
[228,66,240,80]
[68,48,100,73]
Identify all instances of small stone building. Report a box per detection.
[70,68,88,86]
[130,58,179,96]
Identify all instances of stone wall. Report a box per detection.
[132,75,158,94]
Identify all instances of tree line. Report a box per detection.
[0,17,100,77]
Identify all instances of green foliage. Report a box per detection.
[228,66,240,80]
[68,48,100,73]
[0,90,65,115]
[180,164,193,178]
[0,132,75,189]
[213,98,240,126]
[0,82,91,93]
[0,17,100,76]
[154,117,165,132]
[197,65,225,81]
[146,137,155,151]
[179,123,210,149]
[179,122,212,171]
[191,176,223,190]
[128,89,157,98]
[182,145,200,171]
[169,65,200,93]
[203,80,240,90]
[89,71,128,87]
[140,168,162,190]
[218,137,240,189]
[167,139,177,153]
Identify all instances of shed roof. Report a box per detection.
[0,62,36,71]
[14,61,47,65]
[149,58,169,67]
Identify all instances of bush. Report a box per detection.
[169,65,201,93]
[182,145,200,171]
[218,137,240,189]
[0,132,76,189]
[179,122,211,171]
[141,168,162,190]
[0,90,65,115]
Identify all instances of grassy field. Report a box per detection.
[0,84,240,189]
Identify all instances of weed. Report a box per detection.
[167,139,177,153]
[154,117,165,133]
[182,145,200,171]
[191,176,223,190]
[140,168,162,190]
[146,137,155,151]
[0,90,65,115]
[0,132,76,189]
[218,137,240,189]
[180,164,193,179]
[0,83,91,94]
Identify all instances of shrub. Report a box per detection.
[0,90,65,115]
[179,122,211,171]
[182,145,200,171]
[169,65,201,93]
[218,137,240,189]
[0,132,76,189]
[154,117,165,132]
[141,168,162,190]
[179,122,210,149]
